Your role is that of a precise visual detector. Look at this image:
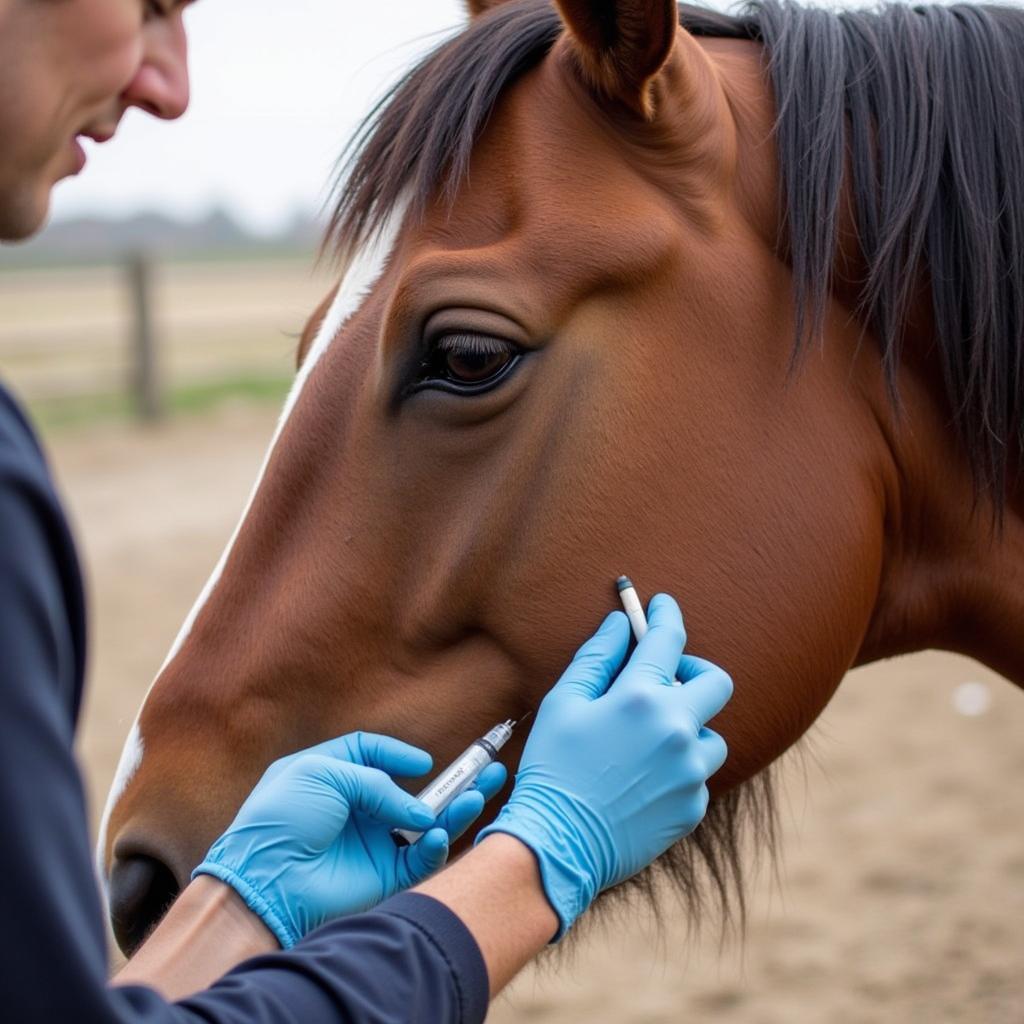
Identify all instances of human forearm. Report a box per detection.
[413,833,558,997]
[117,838,552,1008]
[115,730,507,1007]
[114,876,278,1001]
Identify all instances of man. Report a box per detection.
[0,0,190,240]
[0,2,733,1021]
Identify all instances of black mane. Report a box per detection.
[758,1,1024,508]
[328,0,1024,924]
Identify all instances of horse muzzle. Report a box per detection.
[107,848,184,956]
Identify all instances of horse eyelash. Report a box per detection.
[433,333,513,356]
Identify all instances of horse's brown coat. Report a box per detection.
[103,0,1024,952]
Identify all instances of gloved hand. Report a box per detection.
[476,595,731,939]
[193,731,506,949]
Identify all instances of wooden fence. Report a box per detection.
[0,254,328,421]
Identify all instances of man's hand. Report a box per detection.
[193,731,506,949]
[477,595,731,938]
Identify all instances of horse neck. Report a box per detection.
[705,35,1024,685]
[972,490,1024,684]
[858,328,1024,688]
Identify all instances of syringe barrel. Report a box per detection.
[392,742,492,846]
[392,721,514,847]
[415,741,493,813]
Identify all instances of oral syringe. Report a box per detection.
[392,719,517,846]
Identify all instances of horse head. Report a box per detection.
[100,0,1024,956]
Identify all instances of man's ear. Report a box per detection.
[554,0,679,117]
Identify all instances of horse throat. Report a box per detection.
[951,487,1024,687]
[859,363,1024,688]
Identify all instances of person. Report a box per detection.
[0,2,734,1022]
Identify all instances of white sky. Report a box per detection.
[51,1,467,234]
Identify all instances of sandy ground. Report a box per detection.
[45,403,1024,1024]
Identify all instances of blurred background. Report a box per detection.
[0,0,467,425]
[1,2,1022,1022]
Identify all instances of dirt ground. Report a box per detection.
[47,403,1024,1024]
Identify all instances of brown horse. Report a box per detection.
[100,0,1024,957]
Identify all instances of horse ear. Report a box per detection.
[465,0,516,15]
[554,0,678,117]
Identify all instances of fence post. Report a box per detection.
[126,250,163,422]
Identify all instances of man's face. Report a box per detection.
[0,0,192,241]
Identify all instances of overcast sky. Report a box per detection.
[51,1,467,233]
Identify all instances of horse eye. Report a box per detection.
[409,332,522,396]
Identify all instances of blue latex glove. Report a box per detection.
[194,731,506,948]
[477,595,731,939]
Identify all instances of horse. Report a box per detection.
[99,0,1024,958]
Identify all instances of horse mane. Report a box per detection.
[327,0,1024,928]
[759,1,1024,512]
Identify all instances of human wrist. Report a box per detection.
[472,832,552,898]
[184,875,281,953]
[475,788,603,940]
[415,833,555,928]
[415,832,559,996]
[115,876,278,1000]
[192,855,296,949]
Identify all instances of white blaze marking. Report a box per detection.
[96,215,404,879]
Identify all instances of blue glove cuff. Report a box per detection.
[192,859,298,950]
[475,798,599,942]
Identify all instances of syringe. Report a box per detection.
[392,719,516,846]
[617,575,683,685]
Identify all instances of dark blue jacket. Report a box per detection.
[0,384,488,1023]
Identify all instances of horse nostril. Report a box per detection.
[109,854,181,956]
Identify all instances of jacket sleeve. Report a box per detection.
[0,389,487,1024]
[174,894,489,1024]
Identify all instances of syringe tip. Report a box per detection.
[616,575,634,592]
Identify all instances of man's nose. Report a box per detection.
[122,19,191,121]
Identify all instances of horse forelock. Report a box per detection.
[326,0,563,261]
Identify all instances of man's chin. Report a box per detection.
[0,186,52,244]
